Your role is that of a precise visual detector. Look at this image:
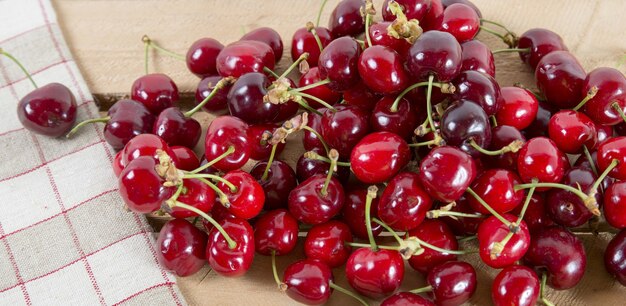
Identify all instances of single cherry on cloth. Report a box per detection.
[452,70,502,116]
[288,173,345,225]
[483,125,526,171]
[516,137,568,187]
[16,83,77,137]
[318,36,362,91]
[548,110,597,154]
[217,170,264,219]
[420,261,477,306]
[321,104,370,158]
[358,45,409,95]
[419,146,477,203]
[156,219,207,277]
[152,107,201,148]
[382,292,435,306]
[517,28,568,69]
[299,67,342,109]
[328,0,365,38]
[468,169,524,215]
[535,51,586,109]
[342,187,383,240]
[250,160,297,210]
[206,217,255,277]
[204,115,250,172]
[169,178,215,219]
[546,167,598,228]
[350,131,411,184]
[304,220,353,268]
[370,96,420,140]
[438,3,480,43]
[440,99,492,158]
[291,25,333,67]
[186,37,223,77]
[524,226,586,290]
[227,72,280,124]
[131,73,179,115]
[254,209,299,256]
[408,219,459,274]
[378,172,433,231]
[171,146,200,171]
[460,40,495,77]
[195,75,232,112]
[118,156,173,213]
[491,265,540,306]
[216,40,275,78]
[240,27,283,62]
[282,259,334,305]
[496,87,539,131]
[382,0,429,21]
[582,67,626,126]
[604,181,626,229]
[407,30,462,82]
[477,214,530,268]
[605,229,626,286]
[345,248,405,299]
[597,136,626,180]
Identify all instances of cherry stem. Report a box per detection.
[261,144,278,181]
[490,115,498,127]
[302,126,330,155]
[410,285,433,294]
[480,26,507,40]
[170,201,237,249]
[294,99,323,116]
[196,177,231,208]
[425,75,437,132]
[572,86,598,111]
[391,80,445,113]
[320,149,338,197]
[304,151,350,167]
[264,67,280,78]
[590,159,618,196]
[469,138,523,156]
[168,183,185,203]
[414,118,431,137]
[458,235,477,243]
[185,77,233,117]
[516,179,537,225]
[346,242,399,251]
[316,0,329,27]
[184,173,237,192]
[427,210,483,219]
[365,185,379,251]
[329,282,369,306]
[144,38,150,75]
[290,91,337,112]
[291,78,331,93]
[492,180,537,258]
[480,19,513,33]
[582,145,598,176]
[411,235,472,255]
[189,146,235,174]
[540,273,555,306]
[372,218,404,245]
[306,22,324,53]
[364,0,374,48]
[271,250,282,289]
[491,47,530,54]
[142,35,185,61]
[279,53,309,79]
[611,102,626,124]
[65,116,111,138]
[408,138,442,148]
[0,48,38,88]
[515,182,598,216]
[466,187,513,227]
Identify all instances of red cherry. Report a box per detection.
[535,51,586,109]
[152,107,201,148]
[477,214,530,268]
[605,229,626,286]
[483,125,526,171]
[288,174,345,225]
[227,72,281,124]
[421,0,445,31]
[121,134,177,166]
[452,70,502,116]
[131,73,179,115]
[302,109,328,152]
[118,156,173,213]
[582,67,626,126]
[442,0,482,17]
[597,136,626,180]
[419,146,477,203]
[318,37,362,91]
[517,28,568,69]
[204,115,250,171]
[206,218,255,277]
[460,40,495,77]
[250,160,298,210]
[358,45,409,94]
[350,132,411,184]
[438,3,480,43]
[370,96,420,140]
[604,181,626,229]
[283,259,334,305]
[408,219,458,274]
[367,21,411,58]
[496,87,539,130]
[548,110,597,154]
[218,170,264,219]
[407,30,462,82]
[426,261,477,306]
[299,67,342,109]
[546,167,597,227]
[291,26,333,67]
[216,40,275,78]
[156,219,207,277]
[378,172,433,231]
[516,137,568,187]
[343,81,383,111]
[170,146,200,171]
[112,151,124,177]
[345,248,405,299]
[382,292,435,306]
[247,124,285,160]
[595,122,613,144]
[341,187,383,240]
[382,0,429,21]
[102,99,155,150]
[254,209,299,255]
[195,75,232,112]
[491,265,540,306]
[240,27,283,62]
[169,178,215,219]
[510,193,555,234]
[17,83,77,137]
[186,38,223,77]
[468,169,524,215]
[304,220,353,268]
[328,0,365,38]
[321,104,370,158]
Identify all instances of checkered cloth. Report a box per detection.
[0,1,185,305]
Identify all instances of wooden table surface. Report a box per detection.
[52,0,626,305]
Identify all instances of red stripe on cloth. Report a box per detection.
[0,223,32,305]
[0,24,52,45]
[0,59,73,90]
[0,127,25,137]
[111,282,177,306]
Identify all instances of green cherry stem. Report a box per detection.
[364,0,375,48]
[196,177,231,207]
[426,210,483,219]
[290,91,337,112]
[346,242,398,251]
[365,185,379,251]
[142,35,185,61]
[372,218,404,245]
[65,116,110,138]
[279,53,309,79]
[303,151,351,167]
[425,75,437,132]
[491,47,530,54]
[582,145,598,176]
[329,282,369,306]
[466,187,513,227]
[515,182,599,216]
[492,179,537,258]
[189,146,235,174]
[271,250,282,288]
[611,102,626,124]
[320,149,339,196]
[264,67,280,78]
[572,86,598,111]
[184,173,237,192]
[290,78,331,92]
[469,139,524,156]
[410,285,433,294]
[169,201,237,249]
[306,22,324,53]
[261,144,278,181]
[411,236,473,255]
[540,273,556,306]
[0,47,38,88]
[516,179,538,224]
[185,77,234,117]
[480,26,506,40]
[590,159,619,196]
[302,126,330,155]
[316,0,329,27]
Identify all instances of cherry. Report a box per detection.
[250,160,298,210]
[491,265,540,306]
[342,187,383,240]
[477,214,530,268]
[299,67,342,109]
[496,87,539,131]
[291,25,333,67]
[358,45,409,94]
[302,109,328,152]
[121,133,177,165]
[318,36,362,91]
[581,67,626,126]
[483,125,526,171]
[343,81,383,111]
[535,51,586,109]
[350,132,411,184]
[247,124,285,160]
[438,3,480,43]
[241,27,283,62]
[460,40,495,77]
[254,209,299,255]
[378,172,433,231]
[548,110,597,155]
[468,169,524,214]
[118,156,173,213]
[440,99,492,157]
[169,178,215,219]
[170,146,200,171]
[597,136,626,180]
[282,259,334,305]
[407,219,458,274]
[525,227,586,290]
[295,150,351,184]
[16,82,77,137]
[523,100,558,139]
[510,193,554,233]
[206,217,255,277]
[382,0,429,21]
[419,146,477,203]
[156,219,207,277]
[152,107,201,148]
[596,123,613,144]
[382,292,435,306]
[130,73,179,115]
[217,170,264,219]
[367,21,412,58]
[204,115,250,171]
[112,151,125,177]
[185,38,223,77]
[421,0,445,31]
[321,104,370,158]
[546,167,597,227]
[288,173,345,225]
[604,181,626,229]
[517,28,568,69]
[328,0,365,38]
[345,248,405,299]
[304,220,353,268]
[195,75,232,112]
[605,229,626,286]
[370,96,420,140]
[516,137,568,186]
[227,72,281,124]
[407,30,462,82]
[442,0,482,17]
[422,261,477,306]
[216,40,275,78]
[453,71,502,116]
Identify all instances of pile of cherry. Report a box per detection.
[4,0,626,305]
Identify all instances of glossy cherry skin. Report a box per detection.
[596,123,613,144]
[169,178,215,219]
[358,46,409,94]
[118,156,173,213]
[283,259,334,305]
[156,219,207,277]
[468,169,524,215]
[483,125,526,171]
[206,218,254,277]
[194,75,232,112]
[438,3,480,43]
[517,28,568,69]
[227,72,281,124]
[496,87,539,131]
[240,27,283,62]
[378,172,433,231]
[523,100,558,139]
[370,96,419,140]
[350,132,411,184]
[216,40,275,78]
[299,67,342,109]
[419,146,477,203]
[17,83,76,137]
[440,99,492,157]
[460,40,495,77]
[291,26,333,67]
[382,292,435,306]
[452,70,502,116]
[250,160,298,210]
[382,0,429,21]
[304,221,353,268]
[254,209,299,255]
[345,248,405,299]
[295,150,351,184]
[341,187,383,240]
[438,195,484,236]
[510,193,555,234]
[604,181,626,229]
[407,30,462,82]
[525,227,586,290]
[318,36,362,91]
[548,110,597,154]
[546,167,597,228]
[288,174,345,225]
[186,38,223,77]
[535,51,586,109]
[367,22,411,58]
[321,104,370,158]
[477,214,530,268]
[408,219,458,274]
[328,0,365,38]
[442,0,482,17]
[152,107,201,148]
[343,81,382,111]
[302,109,327,152]
[421,0,445,31]
[516,137,568,187]
[121,133,176,165]
[131,73,179,115]
[247,124,285,161]
[112,151,125,177]
[582,67,626,126]
[217,170,264,219]
[427,261,477,306]
[605,229,626,286]
[171,146,200,171]
[491,265,540,306]
[597,136,626,180]
[103,99,155,150]
[204,115,250,171]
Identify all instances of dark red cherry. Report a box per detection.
[318,37,362,91]
[131,73,179,115]
[345,248,404,299]
[342,187,383,240]
[206,218,255,277]
[438,3,480,43]
[468,169,524,214]
[218,170,264,219]
[152,107,201,148]
[250,160,298,210]
[296,150,351,184]
[597,136,626,180]
[227,72,280,124]
[582,67,626,126]
[460,40,495,77]
[358,45,409,94]
[426,261,477,306]
[382,292,435,306]
[516,137,568,186]
[367,21,411,58]
[288,174,345,225]
[548,110,597,154]
[328,0,365,38]
[419,146,477,203]
[169,178,215,219]
[204,115,250,171]
[195,75,232,112]
[605,229,626,286]
[321,104,370,158]
[440,99,492,157]
[438,195,485,236]
[254,209,299,255]
[118,156,173,213]
[496,87,539,131]
[283,259,333,305]
[382,0,429,21]
[407,30,462,81]
[304,220,353,268]
[291,26,333,67]
[605,181,626,229]
[524,227,586,290]
[156,219,207,277]
[421,0,445,31]
[299,67,342,109]
[442,0,482,17]
[510,193,555,234]
[484,125,526,171]
[491,265,540,306]
[240,27,283,62]
[370,96,420,140]
[209,203,237,226]
[546,167,597,228]
[535,51,586,109]
[596,123,613,144]
[303,109,328,152]
[408,219,458,274]
[523,100,558,139]
[247,124,285,160]
[171,146,200,171]
[121,133,177,166]
[103,99,155,150]
[350,132,411,184]
[517,28,568,69]
[343,81,382,111]
[17,83,76,137]
[477,214,530,268]
[186,38,223,77]
[216,40,275,78]
[452,70,502,116]
[113,151,125,177]
[378,172,433,231]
